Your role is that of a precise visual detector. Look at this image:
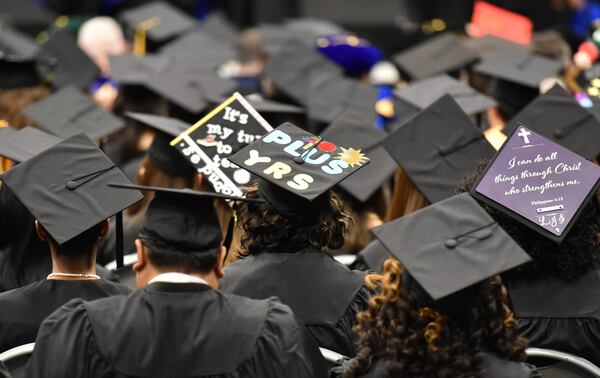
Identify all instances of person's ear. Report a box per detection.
[137,165,146,183]
[99,219,109,238]
[35,220,48,241]
[133,239,147,273]
[215,246,226,279]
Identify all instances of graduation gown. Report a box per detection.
[509,270,600,365]
[25,282,327,378]
[0,279,131,352]
[330,353,540,378]
[220,248,370,356]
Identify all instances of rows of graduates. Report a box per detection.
[1,1,600,377]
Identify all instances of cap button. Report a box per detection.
[65,180,78,190]
[445,238,458,248]
[553,129,563,139]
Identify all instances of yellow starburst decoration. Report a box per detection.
[337,147,369,167]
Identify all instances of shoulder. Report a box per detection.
[0,280,46,312]
[482,354,539,378]
[93,279,133,295]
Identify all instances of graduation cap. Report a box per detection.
[0,26,40,60]
[159,29,236,69]
[36,28,100,90]
[119,1,196,51]
[463,35,529,60]
[316,34,383,76]
[469,1,533,45]
[0,0,55,35]
[0,56,43,89]
[229,122,370,221]
[0,127,61,163]
[23,86,125,140]
[320,109,396,202]
[0,122,15,139]
[392,32,479,80]
[307,70,379,123]
[264,38,343,106]
[0,133,143,266]
[372,193,531,309]
[125,112,196,177]
[472,124,600,243]
[503,84,600,160]
[170,92,273,196]
[198,12,239,43]
[473,48,562,88]
[382,94,495,203]
[108,53,171,85]
[145,58,237,114]
[396,74,497,116]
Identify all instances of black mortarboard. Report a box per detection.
[159,30,236,69]
[307,71,378,123]
[36,28,100,90]
[264,38,343,105]
[463,35,529,60]
[0,0,55,35]
[0,26,39,60]
[109,53,171,85]
[125,112,196,177]
[473,48,562,88]
[0,56,42,89]
[355,239,390,273]
[0,127,61,163]
[0,133,143,246]
[320,109,396,202]
[139,190,223,252]
[198,12,239,43]
[23,86,125,140]
[382,94,495,203]
[392,32,478,80]
[229,122,370,220]
[119,1,196,47]
[472,124,600,243]
[397,74,497,115]
[504,84,600,160]
[170,92,273,196]
[372,193,531,309]
[144,58,237,114]
[0,123,16,139]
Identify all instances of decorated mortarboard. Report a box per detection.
[472,124,600,243]
[503,84,600,160]
[469,1,533,45]
[473,48,562,88]
[119,1,196,50]
[125,112,195,177]
[228,122,370,204]
[382,94,495,203]
[0,133,143,266]
[372,193,531,309]
[264,38,343,106]
[159,29,236,69]
[307,70,378,123]
[0,127,61,163]
[320,109,396,202]
[397,74,497,115]
[36,28,100,90]
[170,92,273,196]
[392,32,479,80]
[23,86,125,140]
[316,34,383,76]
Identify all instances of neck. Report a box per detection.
[50,248,97,280]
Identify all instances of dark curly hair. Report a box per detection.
[457,160,600,284]
[236,182,353,257]
[344,258,527,378]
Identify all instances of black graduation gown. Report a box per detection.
[25,282,328,378]
[509,269,600,365]
[0,279,131,352]
[330,353,540,378]
[0,361,10,378]
[220,248,370,356]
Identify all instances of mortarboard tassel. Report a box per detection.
[116,211,124,269]
[133,16,161,56]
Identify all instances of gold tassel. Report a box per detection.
[133,16,161,56]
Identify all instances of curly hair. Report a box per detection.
[344,259,527,378]
[457,160,600,284]
[236,183,353,257]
